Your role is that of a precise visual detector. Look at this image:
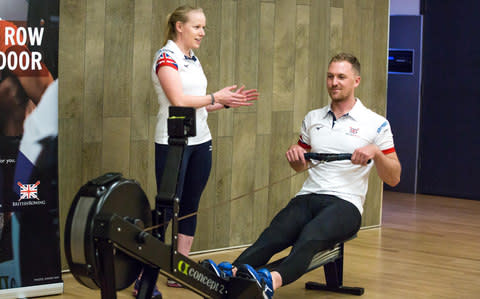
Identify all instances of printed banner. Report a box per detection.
[0,0,62,296]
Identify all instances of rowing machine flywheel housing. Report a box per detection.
[64,173,152,290]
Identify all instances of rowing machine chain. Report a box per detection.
[142,161,323,232]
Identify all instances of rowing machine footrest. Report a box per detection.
[227,276,265,299]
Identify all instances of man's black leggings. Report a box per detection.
[233,194,361,285]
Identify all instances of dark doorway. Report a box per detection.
[385,15,423,194]
[418,0,480,200]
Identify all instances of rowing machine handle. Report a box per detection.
[304,153,351,162]
[304,153,371,164]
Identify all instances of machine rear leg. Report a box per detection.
[305,244,364,295]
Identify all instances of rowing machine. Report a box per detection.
[64,107,365,298]
[64,107,265,299]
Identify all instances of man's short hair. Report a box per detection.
[329,53,361,75]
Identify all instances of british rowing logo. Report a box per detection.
[13,181,46,207]
[17,181,40,200]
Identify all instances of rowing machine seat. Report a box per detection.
[265,235,364,296]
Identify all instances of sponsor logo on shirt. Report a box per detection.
[347,127,360,136]
[377,121,388,133]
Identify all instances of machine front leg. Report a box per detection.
[97,239,117,299]
[136,265,160,299]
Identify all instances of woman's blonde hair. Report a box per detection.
[163,5,204,46]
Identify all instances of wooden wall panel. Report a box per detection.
[101,117,131,175]
[132,0,152,141]
[236,0,259,114]
[58,118,83,268]
[269,111,293,218]
[363,169,384,227]
[364,0,390,226]
[213,137,233,248]
[357,2,375,107]
[294,4,311,133]
[58,0,85,120]
[253,135,271,237]
[329,7,343,55]
[309,0,330,109]
[372,0,390,112]
[103,0,134,118]
[297,0,311,5]
[58,0,86,269]
[59,0,390,266]
[217,0,237,137]
[272,0,296,112]
[129,140,150,190]
[230,112,257,245]
[342,0,361,55]
[84,0,105,143]
[331,0,344,8]
[257,2,274,135]
[81,142,102,183]
[196,113,218,249]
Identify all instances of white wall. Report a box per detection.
[390,0,420,15]
[0,0,28,21]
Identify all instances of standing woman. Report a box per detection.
[146,4,258,293]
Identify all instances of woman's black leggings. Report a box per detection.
[155,140,212,236]
[233,193,361,285]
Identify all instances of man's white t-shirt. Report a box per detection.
[296,99,396,214]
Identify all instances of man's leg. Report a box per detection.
[273,195,361,286]
[233,195,313,268]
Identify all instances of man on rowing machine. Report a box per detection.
[203,53,401,298]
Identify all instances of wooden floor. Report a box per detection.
[50,191,480,299]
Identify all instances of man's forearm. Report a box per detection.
[374,151,401,187]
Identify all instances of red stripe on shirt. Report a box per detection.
[156,61,178,73]
[382,147,396,155]
[297,138,311,150]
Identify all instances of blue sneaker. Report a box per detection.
[236,264,274,299]
[151,287,163,299]
[200,259,223,278]
[218,262,233,278]
[257,268,274,298]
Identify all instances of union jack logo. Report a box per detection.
[155,52,178,73]
[17,181,40,201]
[349,127,359,135]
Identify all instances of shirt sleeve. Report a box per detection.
[155,51,178,73]
[298,114,312,150]
[374,119,396,154]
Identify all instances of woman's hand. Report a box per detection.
[213,85,254,107]
[235,85,259,102]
